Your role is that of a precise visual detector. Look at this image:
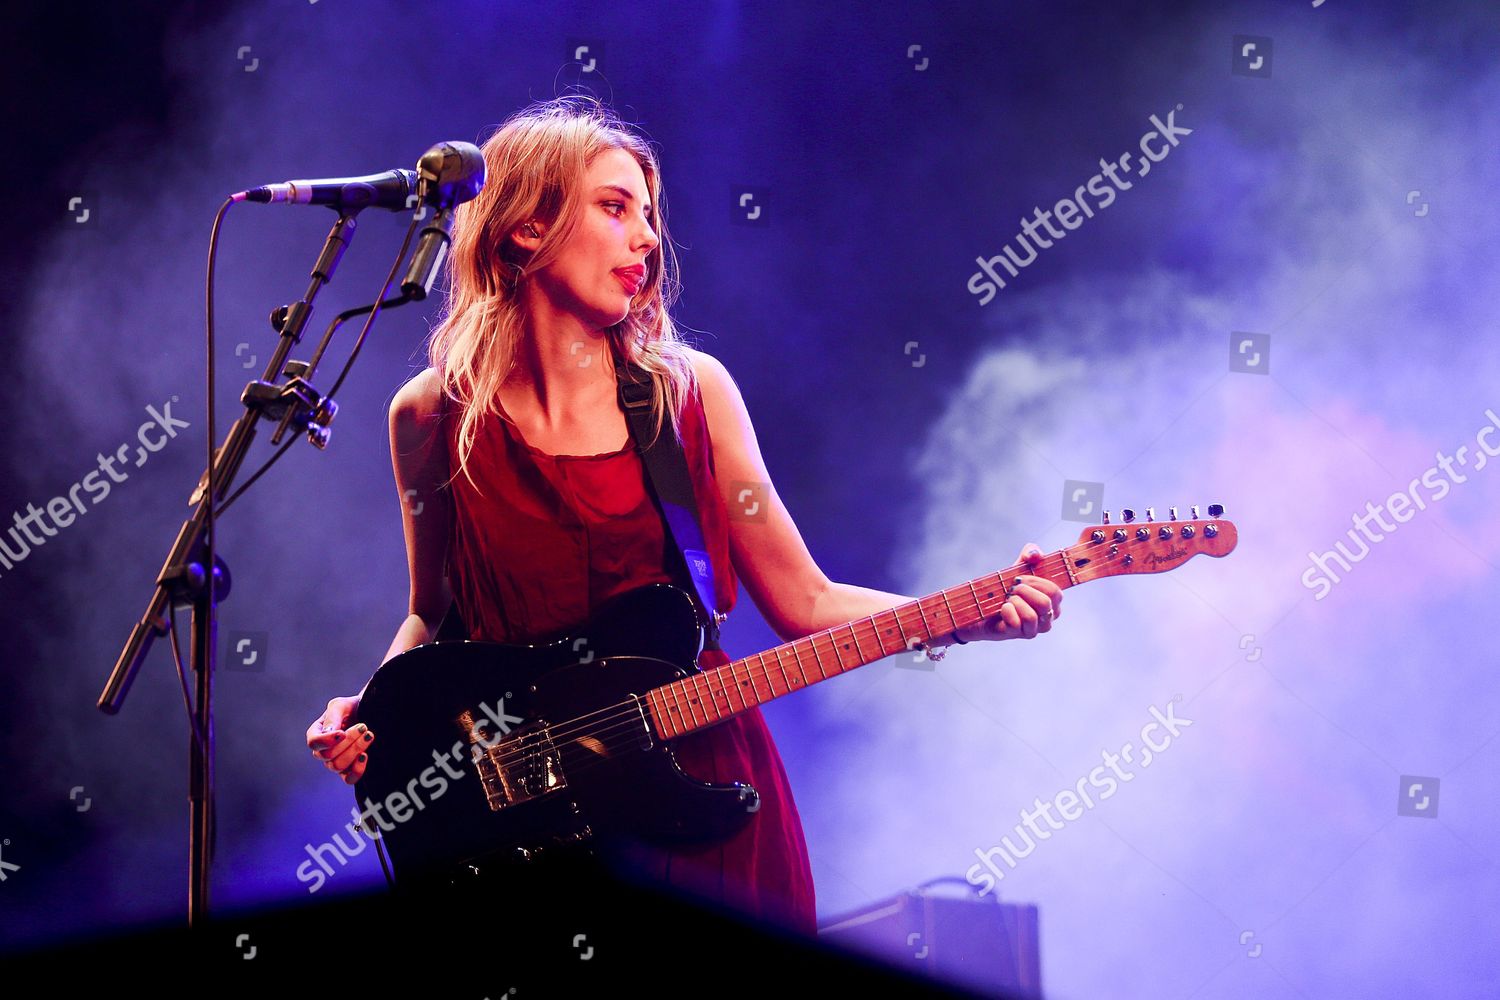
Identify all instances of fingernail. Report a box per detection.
[358,753,367,762]
[363,731,373,742]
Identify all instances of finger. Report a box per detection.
[311,723,351,759]
[321,725,373,771]
[1017,543,1043,567]
[341,752,368,784]
[1016,579,1062,622]
[1019,573,1063,609]
[330,727,373,771]
[993,601,1022,638]
[307,712,340,748]
[308,698,358,751]
[1010,594,1039,639]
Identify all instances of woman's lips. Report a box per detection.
[613,270,643,294]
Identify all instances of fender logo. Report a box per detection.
[1144,545,1188,568]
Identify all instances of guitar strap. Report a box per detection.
[613,352,725,653]
[431,353,726,653]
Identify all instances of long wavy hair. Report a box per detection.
[426,94,698,491]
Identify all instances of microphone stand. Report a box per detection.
[97,210,412,926]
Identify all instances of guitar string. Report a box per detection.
[478,557,1057,788]
[475,554,1080,778]
[484,556,1064,758]
[481,554,1074,768]
[486,524,1222,792]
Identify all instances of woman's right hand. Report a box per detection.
[307,695,374,784]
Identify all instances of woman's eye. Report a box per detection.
[605,202,652,224]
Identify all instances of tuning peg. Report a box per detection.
[1169,506,1178,520]
[1207,503,1224,518]
[1121,508,1136,523]
[1190,504,1200,519]
[1145,507,1155,521]
[1102,510,1111,524]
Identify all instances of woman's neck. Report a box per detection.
[503,317,620,431]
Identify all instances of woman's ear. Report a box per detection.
[512,221,544,250]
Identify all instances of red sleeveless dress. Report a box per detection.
[441,375,817,934]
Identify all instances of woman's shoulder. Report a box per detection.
[389,367,450,454]
[682,346,733,407]
[392,366,445,422]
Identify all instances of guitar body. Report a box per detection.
[355,583,758,886]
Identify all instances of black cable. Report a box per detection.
[202,190,428,893]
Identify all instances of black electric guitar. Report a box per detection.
[355,505,1237,885]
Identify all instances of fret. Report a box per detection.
[914,597,933,641]
[698,673,724,723]
[938,589,959,637]
[763,651,783,703]
[767,647,791,698]
[723,658,746,713]
[893,604,916,656]
[665,678,687,738]
[711,659,741,716]
[767,650,786,699]
[789,640,811,688]
[747,652,769,705]
[690,677,714,731]
[846,622,866,664]
[864,614,888,658]
[967,580,984,626]
[831,627,854,672]
[681,675,704,730]
[717,668,735,716]
[808,635,831,680]
[685,674,706,724]
[746,654,766,703]
[646,689,664,738]
[713,670,732,720]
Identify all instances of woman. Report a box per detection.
[305,95,1063,934]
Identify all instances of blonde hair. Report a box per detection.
[426,94,698,490]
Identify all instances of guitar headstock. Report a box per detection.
[1065,503,1237,583]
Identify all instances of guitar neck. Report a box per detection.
[645,509,1239,740]
[646,554,1076,741]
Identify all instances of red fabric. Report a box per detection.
[442,372,816,934]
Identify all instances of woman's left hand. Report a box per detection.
[957,543,1063,642]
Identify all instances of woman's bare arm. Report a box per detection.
[381,365,455,666]
[308,367,455,783]
[689,349,1060,648]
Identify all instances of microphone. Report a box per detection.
[415,141,485,209]
[401,141,487,300]
[232,169,420,212]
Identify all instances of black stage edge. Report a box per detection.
[1,853,1004,998]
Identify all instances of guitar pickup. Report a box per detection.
[471,722,568,811]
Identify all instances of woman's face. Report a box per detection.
[525,146,659,330]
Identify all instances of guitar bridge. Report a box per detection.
[472,722,568,811]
